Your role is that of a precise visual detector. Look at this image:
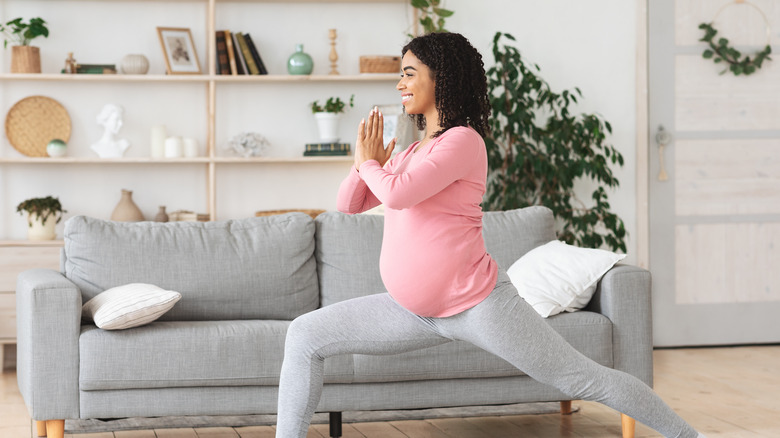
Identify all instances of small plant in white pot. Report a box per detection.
[16,196,66,240]
[0,17,49,73]
[310,94,353,143]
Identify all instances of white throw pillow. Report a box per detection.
[82,283,182,330]
[506,240,626,318]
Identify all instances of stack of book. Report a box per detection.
[303,143,351,157]
[216,31,268,75]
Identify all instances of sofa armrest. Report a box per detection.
[585,264,653,387]
[16,268,82,420]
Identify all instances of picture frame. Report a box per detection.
[377,104,419,154]
[157,27,201,74]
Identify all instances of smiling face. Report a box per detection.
[397,51,437,118]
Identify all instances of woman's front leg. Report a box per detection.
[275,293,447,438]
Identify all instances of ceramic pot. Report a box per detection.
[287,44,313,75]
[314,112,340,142]
[46,139,68,157]
[11,46,41,73]
[27,213,56,240]
[120,54,150,74]
[111,189,145,221]
[155,206,169,222]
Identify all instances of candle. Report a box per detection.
[183,137,199,158]
[151,125,167,158]
[164,136,183,158]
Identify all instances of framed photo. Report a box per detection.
[157,27,201,74]
[376,104,420,154]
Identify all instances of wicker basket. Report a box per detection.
[359,56,401,74]
[255,209,326,219]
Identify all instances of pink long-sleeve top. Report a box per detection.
[337,126,498,317]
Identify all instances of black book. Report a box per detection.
[215,31,230,75]
[231,32,246,75]
[244,33,268,75]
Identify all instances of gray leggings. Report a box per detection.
[276,271,698,438]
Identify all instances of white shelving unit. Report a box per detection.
[0,0,406,244]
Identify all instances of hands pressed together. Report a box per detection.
[354,106,396,171]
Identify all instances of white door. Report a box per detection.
[648,0,780,346]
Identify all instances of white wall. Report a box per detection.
[0,0,638,262]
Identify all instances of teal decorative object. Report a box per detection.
[46,138,67,157]
[287,44,313,75]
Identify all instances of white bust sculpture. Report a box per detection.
[91,104,130,158]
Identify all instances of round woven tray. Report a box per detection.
[5,96,71,157]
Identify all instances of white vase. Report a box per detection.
[120,54,150,75]
[27,213,56,241]
[314,112,341,143]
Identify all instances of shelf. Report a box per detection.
[0,73,400,83]
[0,157,212,164]
[213,156,353,163]
[0,156,353,164]
[0,73,210,82]
[213,74,400,82]
[0,240,64,248]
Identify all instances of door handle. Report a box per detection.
[655,125,672,181]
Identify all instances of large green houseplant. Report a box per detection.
[0,17,49,73]
[484,33,626,252]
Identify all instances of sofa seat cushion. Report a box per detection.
[351,310,612,383]
[79,320,353,391]
[64,214,319,321]
[79,312,611,391]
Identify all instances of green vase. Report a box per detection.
[287,44,313,75]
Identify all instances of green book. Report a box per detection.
[303,150,350,156]
[305,142,351,153]
[235,32,260,75]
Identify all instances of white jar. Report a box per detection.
[182,137,199,157]
[164,136,183,158]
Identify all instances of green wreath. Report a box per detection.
[699,22,772,76]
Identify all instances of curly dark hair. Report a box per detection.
[402,32,491,138]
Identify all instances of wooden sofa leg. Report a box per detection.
[621,413,635,438]
[329,412,342,438]
[560,400,572,415]
[46,420,64,438]
[36,421,47,437]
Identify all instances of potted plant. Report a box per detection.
[310,94,354,143]
[484,33,626,252]
[409,0,454,36]
[0,17,49,73]
[16,196,66,240]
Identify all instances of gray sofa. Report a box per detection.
[16,206,651,438]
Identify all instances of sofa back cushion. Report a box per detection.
[63,214,319,321]
[315,206,555,306]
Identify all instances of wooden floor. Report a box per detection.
[2,346,779,437]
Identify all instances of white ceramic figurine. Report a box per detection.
[91,104,130,158]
